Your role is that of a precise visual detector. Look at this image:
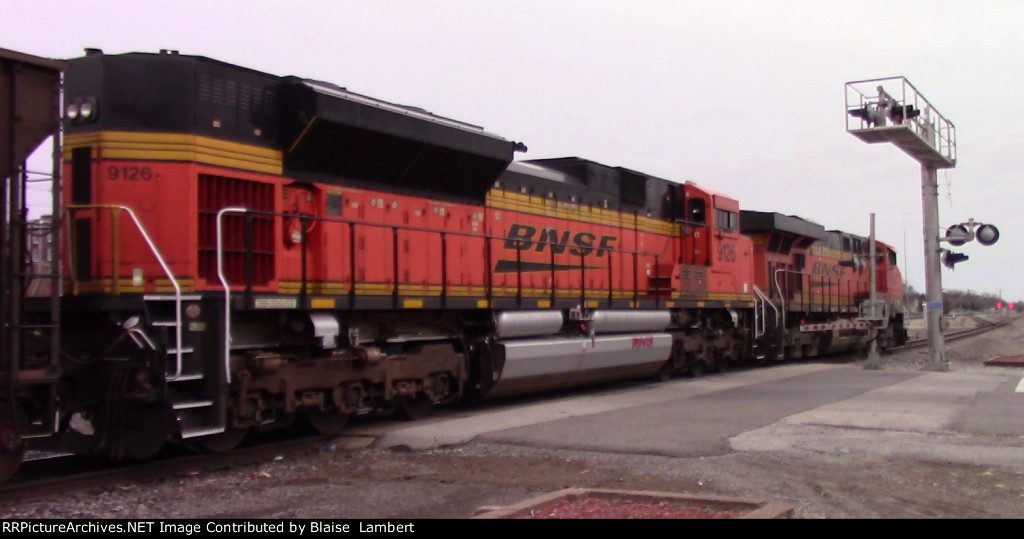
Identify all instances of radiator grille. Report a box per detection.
[198,174,275,286]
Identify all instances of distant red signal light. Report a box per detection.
[997,302,1003,309]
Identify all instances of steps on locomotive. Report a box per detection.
[142,294,226,439]
[142,294,204,376]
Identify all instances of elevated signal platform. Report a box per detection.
[845,77,956,169]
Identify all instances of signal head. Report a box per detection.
[849,107,871,121]
[942,250,969,270]
[944,224,970,247]
[975,224,1000,246]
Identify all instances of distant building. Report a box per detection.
[25,215,56,296]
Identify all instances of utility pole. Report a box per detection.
[845,77,957,371]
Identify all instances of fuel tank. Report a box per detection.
[483,332,672,400]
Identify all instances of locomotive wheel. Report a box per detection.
[399,396,434,421]
[715,351,730,373]
[197,427,247,453]
[0,403,25,484]
[660,341,684,381]
[687,354,704,377]
[656,360,674,382]
[303,409,350,436]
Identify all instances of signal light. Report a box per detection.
[942,250,969,270]
[848,105,883,127]
[997,302,1003,309]
[849,107,871,121]
[975,224,1000,246]
[888,104,921,124]
[944,224,970,247]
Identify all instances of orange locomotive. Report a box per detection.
[8,49,905,479]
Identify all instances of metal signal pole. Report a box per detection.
[845,77,957,371]
[920,165,947,369]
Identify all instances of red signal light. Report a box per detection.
[996,302,1003,309]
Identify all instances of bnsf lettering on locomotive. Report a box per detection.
[503,224,616,257]
[811,261,843,279]
[717,242,736,263]
[631,336,654,350]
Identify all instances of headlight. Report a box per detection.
[66,98,99,123]
[79,98,96,119]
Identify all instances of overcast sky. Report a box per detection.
[3,0,1021,302]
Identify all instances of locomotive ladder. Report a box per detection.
[5,175,62,441]
[67,204,226,441]
[142,293,226,440]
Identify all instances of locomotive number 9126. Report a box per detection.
[106,165,153,181]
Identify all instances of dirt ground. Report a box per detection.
[3,313,1024,519]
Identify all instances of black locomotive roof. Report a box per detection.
[740,210,828,240]
[280,77,519,201]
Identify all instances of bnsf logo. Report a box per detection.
[631,336,654,349]
[503,224,617,257]
[811,261,843,279]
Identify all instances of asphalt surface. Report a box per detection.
[348,361,1024,469]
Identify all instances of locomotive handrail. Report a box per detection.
[752,285,777,337]
[64,204,187,380]
[218,207,673,308]
[216,207,250,384]
[772,268,788,329]
[772,266,874,324]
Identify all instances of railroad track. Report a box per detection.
[0,434,333,506]
[887,314,1012,353]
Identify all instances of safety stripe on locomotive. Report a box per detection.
[63,132,283,175]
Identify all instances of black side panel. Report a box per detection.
[71,146,91,204]
[522,157,678,217]
[74,218,91,280]
[64,52,280,148]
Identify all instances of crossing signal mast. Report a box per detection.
[846,77,958,371]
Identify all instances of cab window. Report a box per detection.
[688,199,706,225]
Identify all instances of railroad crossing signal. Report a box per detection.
[942,250,969,270]
[845,76,957,371]
[944,224,970,247]
[940,218,999,270]
[975,223,1000,246]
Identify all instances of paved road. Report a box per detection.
[348,362,1024,467]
